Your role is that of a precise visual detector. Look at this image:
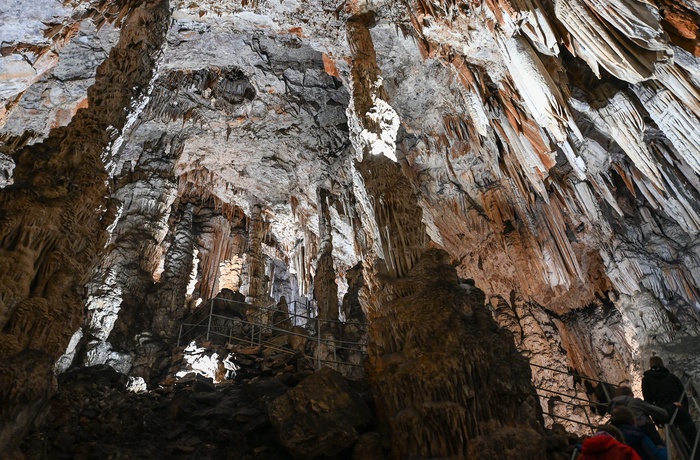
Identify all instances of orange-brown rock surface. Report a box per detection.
[1,0,700,456]
[0,0,171,454]
[365,249,546,459]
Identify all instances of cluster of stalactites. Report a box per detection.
[390,0,700,312]
[355,157,429,282]
[406,0,700,226]
[195,214,247,302]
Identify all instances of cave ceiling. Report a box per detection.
[1,0,700,319]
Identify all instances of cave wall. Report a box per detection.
[0,0,699,456]
[0,0,171,453]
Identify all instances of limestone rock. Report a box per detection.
[268,367,372,459]
[1,0,700,455]
[364,249,547,459]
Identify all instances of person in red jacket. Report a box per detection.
[577,425,642,460]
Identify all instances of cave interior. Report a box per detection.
[1,0,700,458]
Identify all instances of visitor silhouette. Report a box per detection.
[642,355,698,459]
[608,385,667,445]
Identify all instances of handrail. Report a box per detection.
[228,315,367,353]
[533,380,604,433]
[206,328,365,368]
[534,385,609,408]
[678,377,700,460]
[530,360,700,460]
[177,296,369,372]
[529,362,618,388]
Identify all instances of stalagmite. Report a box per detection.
[246,204,268,308]
[314,188,339,324]
[149,203,196,338]
[77,132,182,372]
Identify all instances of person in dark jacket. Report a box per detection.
[642,356,698,458]
[642,356,687,407]
[576,425,642,460]
[608,386,667,445]
[610,406,667,460]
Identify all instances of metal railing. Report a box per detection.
[528,362,700,460]
[530,363,613,435]
[665,377,700,460]
[177,297,368,371]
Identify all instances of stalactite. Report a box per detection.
[197,215,231,302]
[554,0,672,84]
[392,0,700,320]
[354,156,428,281]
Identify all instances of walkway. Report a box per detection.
[177,297,368,371]
[178,298,699,458]
[530,362,700,460]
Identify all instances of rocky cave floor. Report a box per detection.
[19,343,578,460]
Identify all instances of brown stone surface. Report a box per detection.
[0,0,171,453]
[269,367,373,459]
[365,249,546,459]
[1,0,700,455]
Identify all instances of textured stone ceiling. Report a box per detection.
[1,0,700,454]
[1,0,699,325]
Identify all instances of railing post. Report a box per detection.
[206,297,214,341]
[690,429,699,460]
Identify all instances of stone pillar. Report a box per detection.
[345,13,546,459]
[365,250,546,459]
[0,0,171,454]
[314,188,339,325]
[245,204,272,331]
[149,202,196,338]
[313,188,340,367]
[246,204,265,304]
[83,133,181,363]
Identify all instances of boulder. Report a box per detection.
[269,367,372,459]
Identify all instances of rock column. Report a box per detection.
[314,188,339,325]
[345,10,546,459]
[313,188,340,366]
[149,202,196,338]
[0,0,170,454]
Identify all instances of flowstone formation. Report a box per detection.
[0,0,171,454]
[1,0,700,457]
[365,249,546,459]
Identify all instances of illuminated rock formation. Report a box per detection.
[1,0,700,456]
[0,0,171,454]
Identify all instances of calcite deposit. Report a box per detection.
[1,0,700,457]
